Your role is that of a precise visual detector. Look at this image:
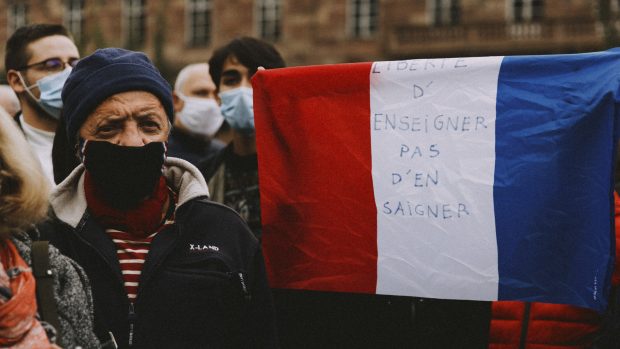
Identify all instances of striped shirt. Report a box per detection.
[107,217,175,301]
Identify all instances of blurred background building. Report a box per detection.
[0,0,619,80]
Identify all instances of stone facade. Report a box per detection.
[0,0,615,80]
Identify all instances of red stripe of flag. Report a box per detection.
[253,63,377,293]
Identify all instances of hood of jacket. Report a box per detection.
[50,157,210,228]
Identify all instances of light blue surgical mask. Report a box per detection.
[219,87,254,135]
[18,67,71,119]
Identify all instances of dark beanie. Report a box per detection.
[62,48,174,138]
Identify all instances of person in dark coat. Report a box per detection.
[44,48,278,349]
[198,36,286,239]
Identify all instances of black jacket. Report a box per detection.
[44,159,279,349]
[167,127,225,166]
[197,141,231,182]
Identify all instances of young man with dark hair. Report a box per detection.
[198,36,285,239]
[5,24,79,184]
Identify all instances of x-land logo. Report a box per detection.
[189,244,220,252]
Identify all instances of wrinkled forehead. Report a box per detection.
[86,91,167,121]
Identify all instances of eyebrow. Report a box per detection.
[134,112,164,121]
[95,102,161,114]
[94,115,126,125]
[30,55,80,64]
[135,105,164,114]
[221,69,242,78]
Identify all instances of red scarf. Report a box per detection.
[0,239,52,348]
[85,172,170,238]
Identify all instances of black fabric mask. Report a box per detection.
[80,140,166,209]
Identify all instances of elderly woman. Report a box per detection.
[0,108,98,348]
[44,48,277,349]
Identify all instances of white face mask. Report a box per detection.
[177,94,225,138]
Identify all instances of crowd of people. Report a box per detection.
[0,23,618,349]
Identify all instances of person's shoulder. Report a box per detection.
[196,143,231,180]
[177,197,257,243]
[180,197,249,225]
[33,215,76,252]
[11,229,89,298]
[9,232,32,263]
[49,245,86,281]
[196,148,223,171]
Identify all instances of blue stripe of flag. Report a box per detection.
[494,50,619,312]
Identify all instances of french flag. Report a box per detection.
[253,50,619,312]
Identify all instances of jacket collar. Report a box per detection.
[50,157,210,228]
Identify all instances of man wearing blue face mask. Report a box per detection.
[5,24,79,185]
[198,37,286,239]
[169,63,231,166]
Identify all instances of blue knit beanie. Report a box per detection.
[62,48,174,139]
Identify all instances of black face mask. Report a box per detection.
[80,140,166,209]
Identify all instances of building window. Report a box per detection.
[510,0,544,22]
[7,2,28,33]
[186,0,212,46]
[430,0,460,26]
[348,0,378,38]
[64,0,84,43]
[256,0,281,41]
[123,0,146,48]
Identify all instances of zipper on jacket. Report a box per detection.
[235,272,251,302]
[65,217,135,347]
[128,303,137,347]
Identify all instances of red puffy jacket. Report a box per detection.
[488,192,620,349]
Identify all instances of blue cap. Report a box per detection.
[62,48,174,138]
